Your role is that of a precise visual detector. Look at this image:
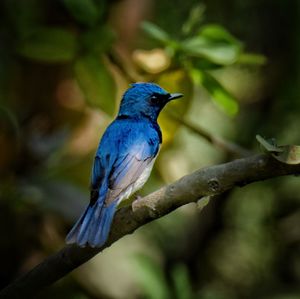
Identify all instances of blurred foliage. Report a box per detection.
[74,55,116,114]
[17,27,78,63]
[0,0,300,298]
[132,255,193,299]
[141,20,255,116]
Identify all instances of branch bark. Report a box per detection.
[1,154,300,298]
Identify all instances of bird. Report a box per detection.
[66,82,183,247]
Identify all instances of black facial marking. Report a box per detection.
[150,92,170,105]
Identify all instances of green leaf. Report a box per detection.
[181,25,243,65]
[142,21,171,44]
[63,0,100,27]
[74,55,116,115]
[256,135,283,153]
[191,69,239,116]
[181,36,240,65]
[132,255,170,299]
[199,24,242,46]
[17,27,77,63]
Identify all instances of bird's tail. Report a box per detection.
[66,200,118,248]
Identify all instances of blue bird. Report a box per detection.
[66,82,183,247]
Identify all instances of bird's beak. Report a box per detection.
[168,93,183,100]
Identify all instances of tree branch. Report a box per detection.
[1,154,300,298]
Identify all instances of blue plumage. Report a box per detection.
[66,82,183,247]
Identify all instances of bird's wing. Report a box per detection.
[105,140,157,205]
[90,121,160,206]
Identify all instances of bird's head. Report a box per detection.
[118,82,183,121]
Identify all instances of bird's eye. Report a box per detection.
[150,94,159,104]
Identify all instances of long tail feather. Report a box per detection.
[66,200,118,248]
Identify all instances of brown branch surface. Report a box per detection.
[1,154,300,298]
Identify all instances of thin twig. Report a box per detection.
[169,113,252,158]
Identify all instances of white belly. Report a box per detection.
[131,158,156,194]
[117,157,156,205]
